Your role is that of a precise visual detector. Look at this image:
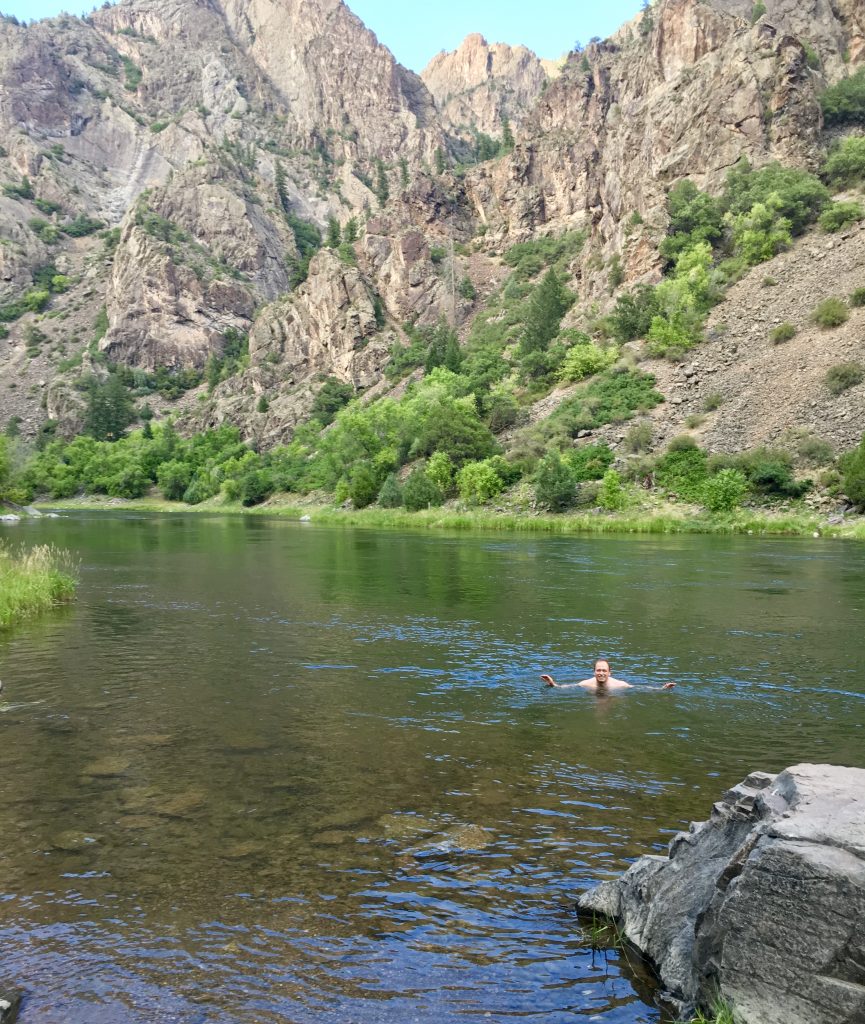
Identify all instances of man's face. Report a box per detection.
[594,662,611,685]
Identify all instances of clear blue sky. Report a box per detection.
[1,0,643,71]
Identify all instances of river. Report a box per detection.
[1,513,864,1023]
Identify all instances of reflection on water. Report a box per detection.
[1,514,864,1022]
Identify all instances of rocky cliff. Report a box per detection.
[421,33,552,140]
[0,0,862,455]
[579,764,865,1024]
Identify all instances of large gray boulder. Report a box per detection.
[579,764,865,1023]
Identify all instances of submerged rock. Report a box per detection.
[0,987,22,1024]
[579,764,865,1024]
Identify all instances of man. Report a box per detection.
[541,659,675,692]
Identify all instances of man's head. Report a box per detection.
[594,660,611,685]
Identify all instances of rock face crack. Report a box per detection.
[579,764,865,1024]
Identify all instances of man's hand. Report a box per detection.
[661,682,676,690]
[540,674,558,688]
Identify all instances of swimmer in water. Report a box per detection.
[541,659,675,692]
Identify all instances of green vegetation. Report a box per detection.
[684,998,736,1024]
[769,322,796,344]
[850,287,865,307]
[0,543,77,628]
[842,433,865,508]
[121,56,142,91]
[820,68,865,127]
[821,136,865,188]
[812,297,848,328]
[825,361,864,396]
[820,200,863,233]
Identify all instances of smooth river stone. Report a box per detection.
[310,829,351,846]
[222,840,267,860]
[377,813,438,840]
[51,830,100,852]
[152,789,206,818]
[81,756,131,778]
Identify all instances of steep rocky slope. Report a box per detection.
[0,0,862,461]
[421,34,552,141]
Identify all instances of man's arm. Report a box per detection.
[541,674,580,689]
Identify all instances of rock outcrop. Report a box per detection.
[579,763,865,1023]
[421,34,551,139]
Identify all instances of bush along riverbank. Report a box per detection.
[35,491,865,541]
[0,543,77,628]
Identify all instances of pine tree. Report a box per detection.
[344,217,359,243]
[520,269,573,354]
[399,156,409,189]
[326,216,341,247]
[374,159,389,207]
[434,146,446,174]
[274,160,289,214]
[501,116,515,152]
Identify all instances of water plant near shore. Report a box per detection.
[0,543,77,627]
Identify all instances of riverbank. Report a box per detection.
[31,493,865,539]
[0,543,77,628]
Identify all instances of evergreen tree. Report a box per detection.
[534,451,576,511]
[519,269,573,355]
[501,116,515,152]
[83,375,135,441]
[344,217,359,243]
[274,160,289,214]
[326,216,341,248]
[435,146,446,174]
[399,156,409,188]
[374,159,389,207]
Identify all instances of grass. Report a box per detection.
[34,494,863,540]
[682,998,736,1024]
[0,543,77,628]
[582,913,628,951]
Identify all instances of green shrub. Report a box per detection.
[820,69,865,127]
[841,434,865,507]
[157,460,192,501]
[402,468,444,511]
[502,231,585,280]
[825,361,864,395]
[311,377,354,425]
[796,434,834,466]
[349,463,379,508]
[812,297,849,328]
[685,413,705,429]
[534,450,576,511]
[456,459,506,504]
[822,136,865,187]
[770,322,796,344]
[559,342,617,381]
[623,422,653,454]
[598,468,627,511]
[703,391,724,411]
[850,287,865,307]
[458,276,477,301]
[727,199,792,264]
[750,1,766,21]
[566,442,614,481]
[736,448,806,496]
[659,180,724,264]
[377,472,403,508]
[655,445,709,501]
[425,450,455,493]
[819,200,864,233]
[608,284,661,342]
[63,213,104,237]
[723,160,829,235]
[701,468,748,512]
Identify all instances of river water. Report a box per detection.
[1,513,864,1023]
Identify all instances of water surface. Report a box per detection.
[1,514,864,1023]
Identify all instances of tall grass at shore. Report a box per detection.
[35,495,860,539]
[0,543,77,627]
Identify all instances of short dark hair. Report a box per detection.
[594,658,611,670]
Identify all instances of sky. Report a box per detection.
[0,0,644,71]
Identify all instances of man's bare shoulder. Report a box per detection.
[606,678,632,689]
[577,679,598,689]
